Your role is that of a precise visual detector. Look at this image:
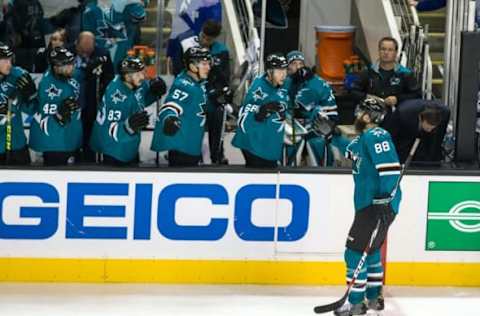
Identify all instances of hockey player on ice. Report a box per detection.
[335,98,402,316]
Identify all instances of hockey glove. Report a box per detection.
[313,111,336,140]
[163,116,181,136]
[372,195,394,226]
[215,85,233,106]
[125,111,149,135]
[255,101,283,122]
[0,100,7,115]
[149,76,167,98]
[16,73,37,102]
[292,66,314,85]
[56,97,79,125]
[86,56,109,77]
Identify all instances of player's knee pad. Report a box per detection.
[346,205,396,253]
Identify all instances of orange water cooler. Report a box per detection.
[315,25,356,83]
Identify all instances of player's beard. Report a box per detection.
[354,117,367,133]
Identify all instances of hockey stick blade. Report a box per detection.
[313,292,348,314]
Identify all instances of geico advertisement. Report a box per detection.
[0,170,353,260]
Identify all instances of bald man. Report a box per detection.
[72,31,114,163]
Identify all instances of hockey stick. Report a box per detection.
[313,137,421,314]
[215,103,228,164]
[5,98,12,164]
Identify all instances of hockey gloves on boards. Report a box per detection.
[56,97,79,125]
[255,101,284,122]
[125,111,149,135]
[149,76,167,98]
[163,116,181,136]
[16,73,37,102]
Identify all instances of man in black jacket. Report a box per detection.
[386,99,450,164]
[72,31,114,162]
[351,37,421,125]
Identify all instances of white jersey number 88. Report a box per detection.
[374,141,391,154]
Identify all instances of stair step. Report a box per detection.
[418,12,446,19]
[432,78,443,85]
[432,59,444,66]
[427,32,445,54]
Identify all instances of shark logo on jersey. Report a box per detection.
[253,87,267,102]
[134,89,144,108]
[390,77,401,86]
[0,81,12,93]
[46,84,62,99]
[371,127,388,138]
[68,78,81,98]
[180,78,194,87]
[111,89,127,104]
[347,137,362,174]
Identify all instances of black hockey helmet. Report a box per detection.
[358,98,386,124]
[0,42,14,59]
[49,47,75,66]
[119,56,145,75]
[265,53,288,70]
[183,46,211,68]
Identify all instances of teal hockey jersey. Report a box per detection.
[293,74,338,124]
[231,74,289,161]
[82,0,145,69]
[151,70,207,156]
[0,66,35,153]
[29,69,83,153]
[346,127,402,213]
[90,75,158,162]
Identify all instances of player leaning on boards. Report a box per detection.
[151,47,211,167]
[231,53,289,168]
[335,98,402,316]
[0,42,37,165]
[90,56,167,166]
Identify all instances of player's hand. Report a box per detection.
[56,97,79,125]
[0,100,7,115]
[372,195,394,225]
[16,72,37,101]
[150,76,167,97]
[384,96,398,107]
[163,116,181,136]
[125,110,149,134]
[408,0,418,7]
[86,56,108,77]
[292,66,314,84]
[255,101,283,122]
[213,85,233,106]
[313,111,335,140]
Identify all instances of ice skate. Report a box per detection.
[333,302,367,316]
[367,295,384,315]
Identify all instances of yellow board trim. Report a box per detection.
[0,258,479,286]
